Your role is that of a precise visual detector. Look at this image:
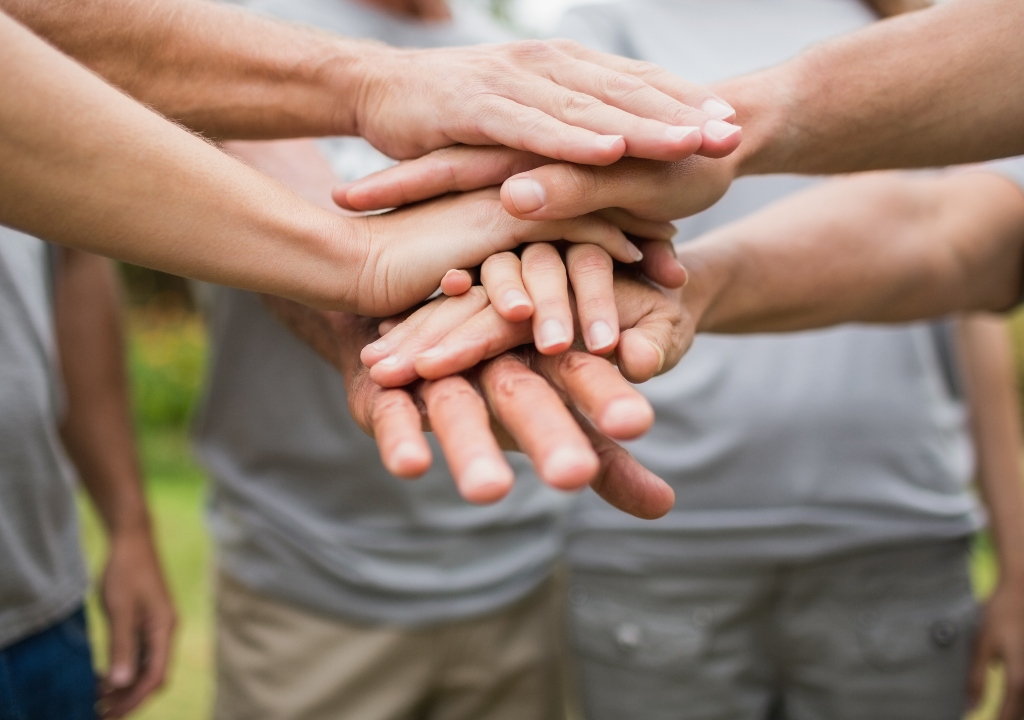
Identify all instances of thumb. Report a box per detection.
[105,599,138,690]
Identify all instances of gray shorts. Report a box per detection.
[568,539,978,720]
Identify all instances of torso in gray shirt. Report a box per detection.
[562,0,984,572]
[193,0,574,627]
[0,229,86,649]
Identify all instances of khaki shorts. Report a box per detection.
[569,539,978,720]
[214,571,567,720]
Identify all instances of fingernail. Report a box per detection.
[626,241,644,262]
[702,98,736,120]
[378,355,401,367]
[543,447,597,489]
[650,340,666,374]
[109,665,133,687]
[665,126,701,142]
[601,397,655,436]
[390,441,424,472]
[370,338,389,352]
[416,346,444,360]
[507,178,547,214]
[462,458,513,501]
[503,289,531,311]
[588,321,616,351]
[597,134,624,149]
[703,119,742,142]
[538,319,569,350]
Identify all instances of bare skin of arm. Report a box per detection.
[335,0,1024,222]
[0,1,739,161]
[958,316,1024,720]
[55,249,176,719]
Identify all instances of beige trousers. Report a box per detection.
[214,572,567,720]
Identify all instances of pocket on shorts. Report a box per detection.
[569,591,710,675]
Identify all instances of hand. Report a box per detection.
[970,580,1024,720]
[345,188,675,316]
[98,531,176,719]
[354,39,741,164]
[364,242,695,387]
[334,145,738,223]
[268,300,674,518]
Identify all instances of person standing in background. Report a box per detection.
[0,231,175,720]
[556,2,1024,719]
[192,2,573,719]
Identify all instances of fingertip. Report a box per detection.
[702,98,737,122]
[498,289,533,322]
[386,440,432,478]
[699,121,743,159]
[585,320,618,355]
[108,664,134,689]
[369,355,417,387]
[542,447,599,491]
[361,337,390,366]
[459,457,515,504]
[618,330,665,383]
[638,481,676,520]
[440,269,473,296]
[331,184,357,211]
[599,397,655,440]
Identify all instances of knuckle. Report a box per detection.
[601,71,648,100]
[569,246,613,277]
[428,380,483,409]
[555,349,595,377]
[558,91,602,118]
[508,39,556,62]
[488,367,540,401]
[621,58,660,77]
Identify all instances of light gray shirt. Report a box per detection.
[193,0,573,626]
[0,229,86,649]
[563,0,991,572]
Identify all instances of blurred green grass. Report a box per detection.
[77,309,1024,719]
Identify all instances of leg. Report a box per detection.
[778,539,978,720]
[213,571,432,720]
[568,566,777,720]
[0,607,97,720]
[428,576,566,720]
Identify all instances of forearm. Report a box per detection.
[2,0,373,139]
[681,172,1024,333]
[0,13,364,310]
[720,0,1024,176]
[957,315,1024,586]
[56,250,151,538]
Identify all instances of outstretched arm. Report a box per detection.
[0,1,739,162]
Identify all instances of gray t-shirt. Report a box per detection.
[0,228,86,649]
[563,0,987,572]
[193,0,573,626]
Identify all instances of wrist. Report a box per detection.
[319,38,392,137]
[714,59,807,178]
[677,239,739,333]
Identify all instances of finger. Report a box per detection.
[481,252,533,322]
[637,238,688,289]
[334,147,552,212]
[534,350,654,440]
[372,287,491,387]
[516,211,644,265]
[577,418,675,520]
[596,208,677,244]
[422,376,515,503]
[105,598,138,692]
[440,269,474,296]
[361,298,444,367]
[521,244,574,354]
[522,63,741,160]
[566,244,618,354]
[550,39,742,156]
[415,306,532,379]
[969,630,994,711]
[378,317,402,335]
[371,387,433,477]
[479,355,598,491]
[1000,643,1024,720]
[106,606,175,718]
[472,98,628,166]
[513,76,705,161]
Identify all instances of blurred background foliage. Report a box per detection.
[79,257,1023,720]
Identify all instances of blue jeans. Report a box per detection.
[0,607,97,720]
